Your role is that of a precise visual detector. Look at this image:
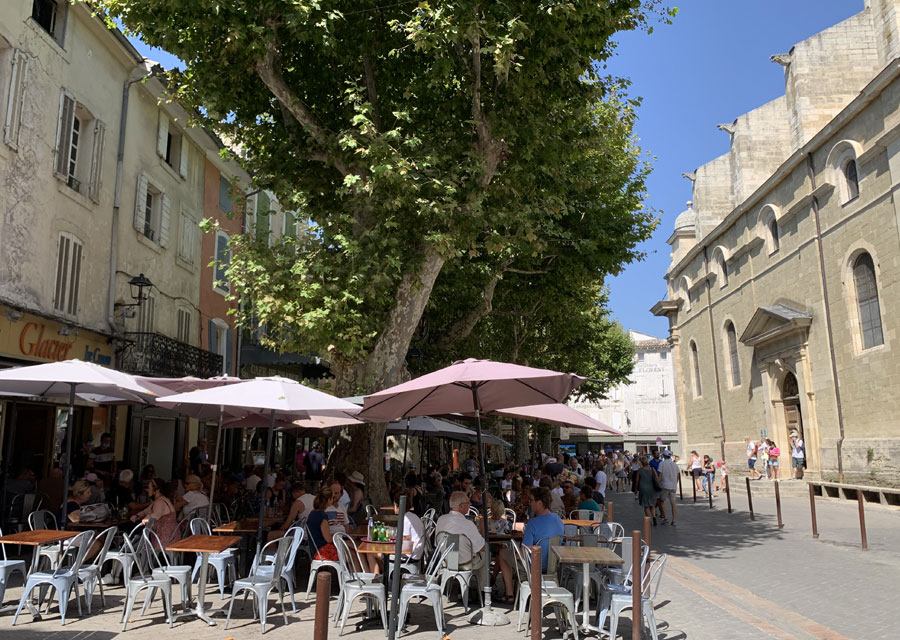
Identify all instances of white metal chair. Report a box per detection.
[570,509,604,522]
[333,533,388,636]
[76,525,118,613]
[189,518,237,597]
[435,532,482,613]
[511,541,559,632]
[225,534,292,634]
[515,539,579,640]
[397,539,452,637]
[466,506,480,518]
[12,530,95,627]
[143,529,193,614]
[0,526,26,605]
[250,525,304,612]
[607,554,667,640]
[569,523,626,607]
[210,502,230,527]
[504,507,517,529]
[595,542,649,632]
[304,523,341,600]
[28,509,60,571]
[364,504,378,519]
[332,533,378,624]
[104,523,146,586]
[119,533,174,631]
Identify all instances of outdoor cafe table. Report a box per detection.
[213,518,281,573]
[0,529,78,615]
[165,534,241,625]
[552,545,623,633]
[68,518,128,530]
[563,519,604,530]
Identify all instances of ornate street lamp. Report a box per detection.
[115,273,153,310]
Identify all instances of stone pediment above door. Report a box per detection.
[739,304,812,348]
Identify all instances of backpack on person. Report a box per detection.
[78,503,111,523]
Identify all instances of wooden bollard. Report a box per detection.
[678,470,683,500]
[314,571,331,640]
[530,546,541,640]
[631,529,642,640]
[643,516,651,549]
[725,475,732,514]
[746,477,755,521]
[707,472,714,509]
[809,484,819,539]
[692,472,697,503]
[857,491,868,551]
[774,480,783,529]
[607,501,614,523]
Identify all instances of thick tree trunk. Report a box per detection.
[323,248,445,506]
[513,418,529,465]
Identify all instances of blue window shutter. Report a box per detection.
[225,328,234,375]
[208,320,217,354]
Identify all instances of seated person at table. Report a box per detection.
[487,495,509,534]
[108,469,135,512]
[363,487,426,574]
[496,487,564,603]
[306,487,339,561]
[577,485,602,513]
[325,480,349,531]
[175,474,209,519]
[539,476,565,515]
[435,491,485,572]
[561,479,579,515]
[66,480,94,523]
[130,478,178,548]
[267,482,315,541]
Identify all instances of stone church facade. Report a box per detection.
[653,0,900,485]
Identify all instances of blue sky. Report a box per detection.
[604,1,860,337]
[129,1,863,338]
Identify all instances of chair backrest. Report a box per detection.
[504,508,517,528]
[28,509,57,531]
[580,533,598,547]
[435,532,461,571]
[283,525,305,571]
[143,528,171,570]
[333,533,362,582]
[270,534,293,583]
[641,554,667,600]
[190,517,212,536]
[423,539,453,586]
[0,527,7,560]
[119,533,152,582]
[210,502,230,527]
[621,544,649,588]
[534,534,562,574]
[88,525,119,570]
[422,507,436,523]
[365,504,377,518]
[57,530,95,576]
[466,506,480,518]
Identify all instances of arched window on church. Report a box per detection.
[725,321,740,387]
[768,219,779,252]
[854,252,883,349]
[690,340,702,397]
[844,159,859,202]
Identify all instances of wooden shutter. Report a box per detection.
[208,320,217,354]
[54,235,69,312]
[67,239,82,315]
[4,49,28,149]
[133,173,148,231]
[179,137,188,178]
[179,209,195,263]
[224,328,234,375]
[88,120,105,203]
[54,90,76,177]
[159,193,171,247]
[156,111,168,158]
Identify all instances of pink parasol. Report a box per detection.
[491,403,622,435]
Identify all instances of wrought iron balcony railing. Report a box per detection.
[119,332,222,378]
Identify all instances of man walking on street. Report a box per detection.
[745,436,760,480]
[790,431,805,480]
[658,450,679,526]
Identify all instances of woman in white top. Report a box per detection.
[689,451,703,494]
[364,488,425,574]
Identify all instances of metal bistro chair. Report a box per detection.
[516,539,580,640]
[76,525,118,614]
[397,538,452,638]
[210,502,231,528]
[504,507,517,530]
[225,534,292,634]
[120,533,174,631]
[0,526,27,605]
[569,523,625,607]
[143,529,193,614]
[607,554,667,640]
[6,493,42,538]
[305,523,341,600]
[595,542,649,632]
[250,525,304,613]
[332,532,378,624]
[511,540,559,632]
[28,509,60,571]
[104,523,146,586]
[364,504,378,519]
[333,533,388,636]
[12,530,95,627]
[190,518,237,598]
[435,532,482,614]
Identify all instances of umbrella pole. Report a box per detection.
[402,419,410,473]
[256,409,276,559]
[469,399,509,626]
[207,405,225,511]
[59,383,76,524]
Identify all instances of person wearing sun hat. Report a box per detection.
[347,470,367,524]
[790,430,806,479]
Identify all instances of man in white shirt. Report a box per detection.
[657,450,679,526]
[569,457,585,480]
[175,475,209,519]
[790,431,805,480]
[745,436,760,480]
[594,467,607,500]
[364,489,426,574]
[435,491,485,570]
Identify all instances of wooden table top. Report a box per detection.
[551,545,623,566]
[489,531,524,541]
[166,534,241,554]
[563,519,603,527]
[357,540,412,556]
[0,530,79,546]
[346,526,368,538]
[213,518,280,533]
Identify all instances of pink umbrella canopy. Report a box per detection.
[491,403,623,436]
[360,358,585,421]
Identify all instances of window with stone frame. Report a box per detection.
[690,340,702,397]
[54,89,105,202]
[53,232,82,316]
[843,159,859,202]
[132,173,171,246]
[853,252,883,350]
[32,0,68,47]
[725,321,741,387]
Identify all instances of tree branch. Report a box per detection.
[255,20,353,176]
[470,27,504,187]
[436,256,513,350]
[362,52,383,133]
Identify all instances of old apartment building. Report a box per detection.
[653,0,900,485]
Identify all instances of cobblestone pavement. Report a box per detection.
[0,480,896,639]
